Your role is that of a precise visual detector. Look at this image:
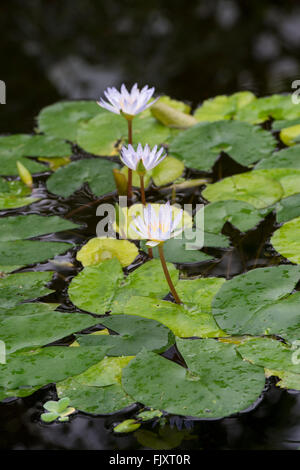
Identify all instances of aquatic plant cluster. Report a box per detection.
[1,86,300,432]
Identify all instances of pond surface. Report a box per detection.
[2,0,300,451]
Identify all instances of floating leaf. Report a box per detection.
[157,96,191,114]
[122,338,265,418]
[237,337,300,375]
[271,216,300,264]
[57,355,135,414]
[255,145,300,170]
[151,156,184,187]
[0,271,54,308]
[235,94,300,124]
[169,121,276,171]
[140,236,213,264]
[194,91,256,122]
[37,100,101,141]
[47,158,118,198]
[68,258,178,315]
[0,179,39,210]
[151,102,197,128]
[121,296,223,338]
[0,309,104,354]
[0,345,109,389]
[76,314,174,356]
[0,240,71,266]
[0,135,46,176]
[275,193,300,223]
[114,419,141,433]
[23,134,71,158]
[203,172,283,209]
[272,118,300,131]
[253,168,300,198]
[77,111,172,156]
[280,124,300,146]
[212,265,300,338]
[0,215,79,242]
[204,200,269,233]
[76,238,138,268]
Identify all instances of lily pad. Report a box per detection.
[0,179,39,210]
[0,271,54,308]
[275,193,300,223]
[76,314,174,356]
[0,240,71,266]
[47,158,118,198]
[202,172,283,209]
[235,94,300,124]
[253,169,300,198]
[57,356,135,414]
[280,124,300,146]
[212,265,300,337]
[37,100,101,141]
[204,200,269,233]
[121,296,224,338]
[271,216,300,264]
[68,258,178,315]
[0,309,104,354]
[255,145,300,170]
[194,91,256,122]
[237,337,300,375]
[169,121,276,171]
[122,338,265,418]
[22,135,71,158]
[77,111,172,156]
[76,238,138,267]
[0,215,79,242]
[0,135,47,175]
[151,156,184,187]
[0,345,109,389]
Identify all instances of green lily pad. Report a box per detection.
[0,240,71,266]
[0,215,79,242]
[235,94,300,124]
[47,158,118,198]
[212,265,300,337]
[121,296,223,338]
[0,135,47,175]
[202,172,283,209]
[37,100,101,141]
[76,314,174,356]
[237,337,300,375]
[151,156,184,187]
[204,200,269,233]
[271,216,300,264]
[169,121,276,171]
[140,235,213,264]
[57,356,135,414]
[273,118,300,131]
[0,309,104,354]
[0,271,54,308]
[22,135,71,158]
[77,111,172,156]
[194,91,256,122]
[68,258,178,315]
[0,345,109,390]
[255,145,300,170]
[122,338,265,418]
[280,124,300,146]
[275,193,300,223]
[0,179,39,210]
[0,302,57,320]
[253,169,300,198]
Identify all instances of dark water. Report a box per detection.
[1,0,300,133]
[1,0,300,451]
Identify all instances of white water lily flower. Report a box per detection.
[130,202,184,246]
[97,83,158,117]
[120,143,166,171]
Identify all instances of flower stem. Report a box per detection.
[127,119,133,201]
[139,174,146,205]
[158,243,181,304]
